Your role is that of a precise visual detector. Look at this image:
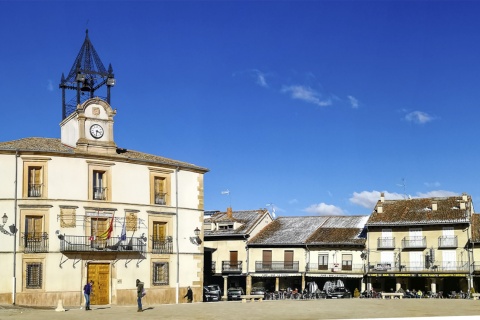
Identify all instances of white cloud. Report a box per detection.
[350,189,459,209]
[281,85,332,107]
[47,80,54,92]
[416,190,458,198]
[253,70,268,88]
[350,190,404,209]
[347,95,359,108]
[304,203,344,216]
[405,111,433,124]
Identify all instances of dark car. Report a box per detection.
[326,287,351,299]
[204,285,222,302]
[250,287,266,297]
[227,287,244,301]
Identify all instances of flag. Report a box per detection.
[98,215,114,240]
[120,218,127,241]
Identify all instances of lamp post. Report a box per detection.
[1,213,17,305]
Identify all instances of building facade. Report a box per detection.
[0,31,208,307]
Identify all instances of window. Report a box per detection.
[26,263,43,289]
[22,158,49,198]
[218,224,234,230]
[149,169,172,206]
[154,177,167,205]
[318,254,328,270]
[262,250,272,269]
[284,250,294,269]
[342,254,353,271]
[93,170,107,200]
[153,262,169,285]
[88,161,113,201]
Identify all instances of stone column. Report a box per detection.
[222,276,228,300]
[275,277,279,291]
[246,275,252,295]
[301,274,305,291]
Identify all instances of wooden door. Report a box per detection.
[87,263,110,305]
[262,250,272,270]
[230,251,238,270]
[284,250,293,269]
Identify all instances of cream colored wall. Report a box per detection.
[207,239,247,273]
[308,248,364,267]
[248,247,306,272]
[367,225,470,265]
[0,151,205,306]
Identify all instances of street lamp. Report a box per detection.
[0,213,15,236]
[190,227,202,245]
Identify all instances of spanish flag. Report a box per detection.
[98,215,114,240]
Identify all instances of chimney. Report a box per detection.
[377,205,383,213]
[380,192,385,203]
[226,207,233,219]
[460,202,466,210]
[462,193,468,202]
[432,202,437,211]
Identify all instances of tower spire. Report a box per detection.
[59,30,116,120]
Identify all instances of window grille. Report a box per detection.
[26,263,42,289]
[153,262,169,285]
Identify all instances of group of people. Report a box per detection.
[82,279,194,312]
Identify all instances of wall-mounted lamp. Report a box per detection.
[0,213,16,236]
[190,227,202,245]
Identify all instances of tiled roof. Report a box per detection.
[471,214,480,243]
[0,137,208,172]
[248,216,368,246]
[204,209,269,237]
[366,196,471,226]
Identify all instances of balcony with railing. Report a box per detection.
[401,236,427,249]
[93,187,107,200]
[60,235,145,253]
[222,261,243,273]
[438,236,458,248]
[377,237,395,249]
[306,262,364,273]
[255,261,299,272]
[155,192,167,205]
[368,261,468,273]
[151,236,173,254]
[28,184,42,197]
[21,232,49,253]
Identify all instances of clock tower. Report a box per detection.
[59,30,118,155]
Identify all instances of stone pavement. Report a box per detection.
[0,299,480,320]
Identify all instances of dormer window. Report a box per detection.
[218,224,234,230]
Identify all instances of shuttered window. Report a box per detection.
[28,167,43,197]
[153,222,166,240]
[153,262,169,285]
[25,216,43,240]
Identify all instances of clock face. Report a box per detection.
[90,124,104,139]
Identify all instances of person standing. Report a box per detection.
[83,280,93,311]
[184,286,193,303]
[136,279,144,312]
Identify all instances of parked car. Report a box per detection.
[326,287,351,299]
[250,287,266,297]
[227,287,244,301]
[203,285,222,302]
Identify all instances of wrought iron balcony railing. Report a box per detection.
[21,232,49,253]
[154,192,167,205]
[222,261,243,273]
[60,235,145,253]
[306,263,364,273]
[255,261,299,272]
[93,187,107,200]
[151,236,173,254]
[401,236,427,249]
[438,236,458,248]
[28,184,42,197]
[377,237,395,249]
[368,261,468,272]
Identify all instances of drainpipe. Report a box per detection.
[175,167,179,304]
[13,150,19,305]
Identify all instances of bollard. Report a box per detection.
[55,299,66,312]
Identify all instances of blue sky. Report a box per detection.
[1,1,480,217]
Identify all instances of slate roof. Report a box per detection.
[366,195,471,227]
[204,209,269,237]
[0,137,208,172]
[248,216,368,246]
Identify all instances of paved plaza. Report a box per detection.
[1,299,480,320]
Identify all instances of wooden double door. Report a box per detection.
[87,263,110,305]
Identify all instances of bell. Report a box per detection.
[81,81,91,92]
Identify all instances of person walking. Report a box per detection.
[83,280,93,311]
[136,279,144,312]
[184,286,193,303]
